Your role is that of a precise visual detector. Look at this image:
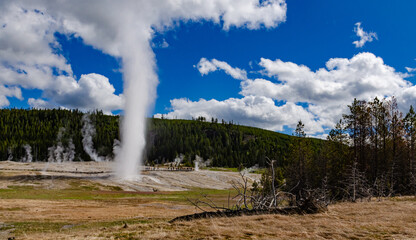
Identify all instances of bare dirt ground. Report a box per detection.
[0,161,416,239]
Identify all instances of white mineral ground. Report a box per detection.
[0,161,259,192]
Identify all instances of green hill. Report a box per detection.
[0,108,322,168]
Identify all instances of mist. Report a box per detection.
[82,114,106,162]
[48,128,75,163]
[194,155,211,171]
[21,144,33,163]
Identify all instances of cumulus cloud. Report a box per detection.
[253,53,408,103]
[32,74,124,114]
[0,0,287,112]
[28,98,58,109]
[353,22,377,48]
[196,58,248,80]
[244,52,411,125]
[0,4,124,112]
[0,5,72,87]
[0,85,22,108]
[155,96,322,133]
[157,53,416,135]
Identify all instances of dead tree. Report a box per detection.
[180,157,328,223]
[343,160,372,202]
[372,174,388,201]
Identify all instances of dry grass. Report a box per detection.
[1,164,416,239]
[3,197,415,240]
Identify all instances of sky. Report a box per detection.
[1,0,416,137]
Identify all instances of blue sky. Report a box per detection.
[2,0,416,136]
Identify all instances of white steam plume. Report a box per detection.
[194,161,199,171]
[7,148,13,161]
[116,39,157,178]
[194,155,211,171]
[21,144,33,162]
[48,128,75,163]
[112,139,122,157]
[240,164,260,175]
[173,154,184,167]
[81,114,106,162]
[5,0,287,179]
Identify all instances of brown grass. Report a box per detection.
[0,198,196,222]
[3,197,414,240]
[1,165,416,239]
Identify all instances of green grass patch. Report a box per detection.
[251,168,266,175]
[8,219,155,236]
[206,167,265,175]
[0,184,236,205]
[0,187,146,200]
[9,221,72,235]
[67,180,102,191]
[206,167,239,172]
[144,188,236,203]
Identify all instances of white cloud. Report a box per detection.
[247,52,412,128]
[0,0,287,112]
[406,67,416,72]
[152,38,169,48]
[0,5,71,88]
[28,74,124,114]
[160,39,169,48]
[155,96,322,133]
[158,53,416,135]
[28,98,58,109]
[353,22,378,48]
[20,0,287,57]
[251,53,408,104]
[0,85,22,108]
[196,58,248,80]
[0,4,124,112]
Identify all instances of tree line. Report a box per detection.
[0,109,119,162]
[283,97,416,200]
[0,108,321,167]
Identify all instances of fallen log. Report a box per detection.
[170,206,312,223]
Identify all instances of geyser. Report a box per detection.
[116,41,158,179]
[4,0,287,180]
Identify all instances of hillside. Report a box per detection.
[0,109,322,168]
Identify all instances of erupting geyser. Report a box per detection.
[116,41,158,179]
[4,0,287,180]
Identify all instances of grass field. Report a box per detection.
[0,164,416,239]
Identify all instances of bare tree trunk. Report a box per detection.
[271,159,276,208]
